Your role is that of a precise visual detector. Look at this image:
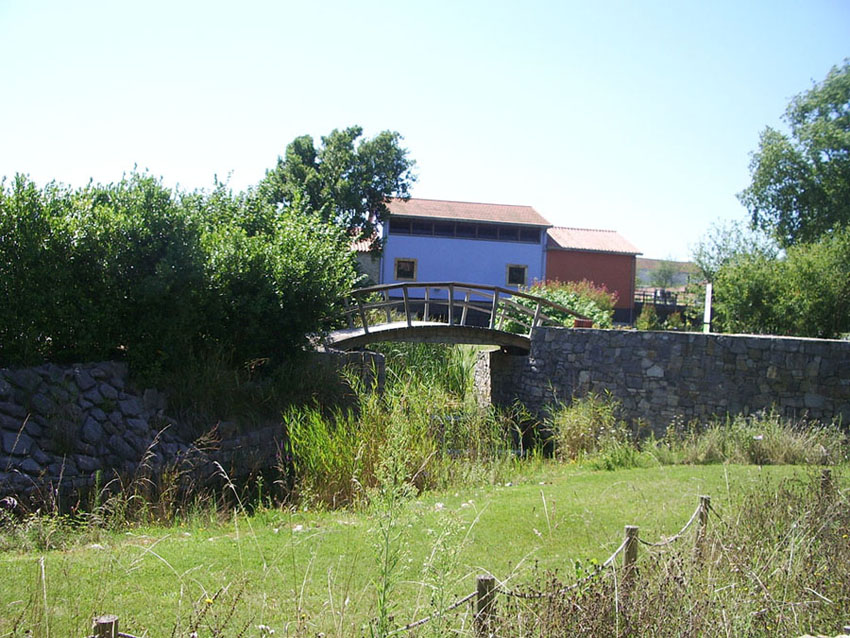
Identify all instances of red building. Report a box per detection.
[545,227,641,323]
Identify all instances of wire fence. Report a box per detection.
[87,494,720,638]
[387,494,712,637]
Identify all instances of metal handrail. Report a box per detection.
[339,282,589,337]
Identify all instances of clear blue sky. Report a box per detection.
[1,1,848,260]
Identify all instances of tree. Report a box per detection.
[711,225,850,338]
[739,60,850,246]
[258,126,416,248]
[649,258,678,289]
[692,220,779,282]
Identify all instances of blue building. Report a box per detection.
[378,198,551,292]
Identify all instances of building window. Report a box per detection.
[519,227,540,243]
[389,218,411,235]
[395,258,417,281]
[506,264,527,287]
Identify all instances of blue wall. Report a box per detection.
[381,233,546,296]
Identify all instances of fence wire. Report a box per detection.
[498,536,629,600]
[637,502,703,547]
[386,590,477,636]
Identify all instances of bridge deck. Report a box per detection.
[325,321,531,353]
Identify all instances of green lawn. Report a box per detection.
[0,463,811,636]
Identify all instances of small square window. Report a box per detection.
[395,258,417,281]
[506,264,527,287]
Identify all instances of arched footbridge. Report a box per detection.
[324,282,591,354]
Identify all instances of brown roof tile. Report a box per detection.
[387,197,551,227]
[547,226,641,255]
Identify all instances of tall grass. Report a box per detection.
[649,410,849,466]
[497,469,850,637]
[546,394,849,470]
[284,366,515,510]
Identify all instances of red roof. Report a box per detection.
[547,227,641,255]
[387,198,551,227]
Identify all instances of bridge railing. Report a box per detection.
[341,282,590,337]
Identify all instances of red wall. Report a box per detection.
[545,250,635,309]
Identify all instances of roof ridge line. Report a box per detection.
[550,225,618,233]
[394,196,536,208]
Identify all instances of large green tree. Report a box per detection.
[738,61,850,246]
[258,126,416,248]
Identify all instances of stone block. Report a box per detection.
[9,368,42,393]
[99,383,118,400]
[646,365,664,378]
[108,434,137,460]
[119,398,142,418]
[73,368,96,391]
[83,387,103,404]
[804,393,827,409]
[76,455,100,472]
[18,458,41,474]
[0,401,27,419]
[1,430,33,455]
[81,417,104,445]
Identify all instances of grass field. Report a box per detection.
[0,462,822,637]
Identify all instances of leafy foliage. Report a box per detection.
[648,258,678,289]
[692,220,779,282]
[257,126,416,248]
[634,303,660,330]
[507,280,617,330]
[739,60,850,246]
[0,172,358,382]
[711,225,850,338]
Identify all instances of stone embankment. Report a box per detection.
[0,350,385,502]
[0,361,288,502]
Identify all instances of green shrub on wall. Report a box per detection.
[0,173,358,383]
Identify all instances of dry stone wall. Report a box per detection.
[0,350,384,502]
[476,328,850,432]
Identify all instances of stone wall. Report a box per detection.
[0,350,385,502]
[476,328,850,431]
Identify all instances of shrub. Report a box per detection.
[507,279,617,331]
[0,173,358,384]
[635,303,661,330]
[546,393,650,469]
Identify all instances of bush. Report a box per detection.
[712,225,850,338]
[546,393,650,469]
[635,303,661,330]
[0,173,358,384]
[507,279,617,331]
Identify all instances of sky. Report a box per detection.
[1,1,848,260]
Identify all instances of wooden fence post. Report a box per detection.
[696,495,711,559]
[476,574,496,637]
[93,615,118,638]
[821,468,832,493]
[624,525,639,576]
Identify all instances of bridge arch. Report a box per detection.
[323,282,589,353]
